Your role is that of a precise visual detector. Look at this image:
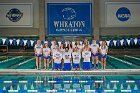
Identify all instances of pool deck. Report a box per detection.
[0,69,140,76]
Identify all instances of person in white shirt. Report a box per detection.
[59,43,65,65]
[67,41,73,53]
[72,47,81,71]
[76,41,83,53]
[34,39,43,70]
[90,40,99,69]
[53,47,62,70]
[43,42,51,70]
[63,47,72,71]
[99,41,108,69]
[82,45,91,70]
[83,39,89,47]
[60,43,65,55]
[51,40,58,65]
[51,40,58,54]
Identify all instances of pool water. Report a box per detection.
[0,75,140,93]
[0,55,140,92]
[0,55,140,69]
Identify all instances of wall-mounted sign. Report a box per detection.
[46,3,92,35]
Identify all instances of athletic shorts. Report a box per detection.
[100,54,107,58]
[92,53,98,56]
[54,63,61,69]
[35,54,42,57]
[63,63,71,71]
[73,63,80,69]
[44,56,50,59]
[83,62,91,70]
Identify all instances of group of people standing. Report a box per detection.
[34,39,108,70]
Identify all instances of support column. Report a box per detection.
[93,0,100,40]
[39,0,45,41]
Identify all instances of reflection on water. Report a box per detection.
[35,75,108,93]
[0,75,139,93]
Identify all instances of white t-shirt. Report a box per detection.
[53,51,62,64]
[34,44,43,54]
[77,45,83,53]
[68,48,73,54]
[72,52,81,64]
[83,45,90,51]
[72,44,76,49]
[60,48,65,55]
[90,44,99,54]
[43,47,51,56]
[99,46,108,55]
[82,51,91,62]
[51,45,57,53]
[63,52,71,63]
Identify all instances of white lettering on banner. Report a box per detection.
[6,14,23,18]
[56,28,82,32]
[54,21,85,28]
[118,14,131,19]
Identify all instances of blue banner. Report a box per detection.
[47,3,92,36]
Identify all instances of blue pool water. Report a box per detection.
[0,55,140,92]
[0,75,140,93]
[0,55,140,69]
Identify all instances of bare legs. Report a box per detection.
[44,59,49,70]
[101,58,106,69]
[44,59,47,69]
[39,57,42,69]
[36,57,39,69]
[36,57,42,70]
[92,56,98,69]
